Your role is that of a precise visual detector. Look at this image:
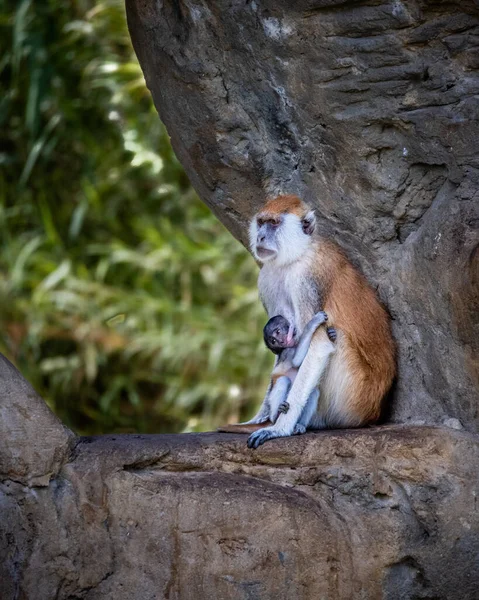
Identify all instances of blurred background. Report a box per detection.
[0,0,271,435]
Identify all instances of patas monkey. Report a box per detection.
[245,194,396,449]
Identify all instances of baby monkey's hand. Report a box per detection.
[311,310,328,326]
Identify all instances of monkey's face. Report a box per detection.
[249,197,316,266]
[250,214,282,262]
[263,316,296,354]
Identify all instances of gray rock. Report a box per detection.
[126,0,479,431]
[0,354,75,486]
[1,427,478,599]
[443,417,463,430]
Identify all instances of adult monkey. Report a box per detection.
[244,195,396,449]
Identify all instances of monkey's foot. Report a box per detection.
[278,401,290,414]
[217,421,273,434]
[293,423,307,435]
[327,327,337,343]
[247,426,288,449]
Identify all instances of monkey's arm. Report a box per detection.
[292,311,328,368]
[248,330,335,449]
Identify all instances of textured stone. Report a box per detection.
[0,354,74,487]
[1,427,479,599]
[126,0,479,431]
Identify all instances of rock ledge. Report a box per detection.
[2,425,478,599]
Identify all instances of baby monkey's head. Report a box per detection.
[263,315,296,355]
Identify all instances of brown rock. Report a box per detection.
[1,426,479,599]
[126,0,479,431]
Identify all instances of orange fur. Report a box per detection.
[312,239,395,424]
[271,372,285,384]
[260,195,307,218]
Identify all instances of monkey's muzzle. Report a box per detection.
[256,246,277,260]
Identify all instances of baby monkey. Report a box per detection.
[262,312,337,431]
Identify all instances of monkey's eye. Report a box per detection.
[275,329,281,336]
[271,338,276,345]
[257,217,280,227]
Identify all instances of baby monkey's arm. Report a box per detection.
[292,311,329,368]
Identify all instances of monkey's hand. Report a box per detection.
[327,327,337,343]
[247,426,283,449]
[293,423,307,435]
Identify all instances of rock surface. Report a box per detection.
[0,349,477,598]
[126,0,479,431]
[1,422,479,599]
[0,354,74,487]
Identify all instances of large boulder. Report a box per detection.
[2,426,479,599]
[126,0,479,431]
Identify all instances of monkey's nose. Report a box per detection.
[258,233,266,243]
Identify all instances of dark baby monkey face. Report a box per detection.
[263,315,296,355]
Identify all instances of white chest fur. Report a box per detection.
[258,252,316,333]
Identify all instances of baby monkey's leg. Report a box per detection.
[267,376,292,423]
[238,379,273,425]
[293,388,319,435]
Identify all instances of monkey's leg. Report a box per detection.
[266,376,291,423]
[240,353,281,425]
[293,388,319,435]
[219,378,290,433]
[238,379,273,425]
[248,332,335,449]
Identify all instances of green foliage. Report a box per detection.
[0,0,271,434]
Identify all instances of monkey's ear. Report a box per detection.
[302,210,316,235]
